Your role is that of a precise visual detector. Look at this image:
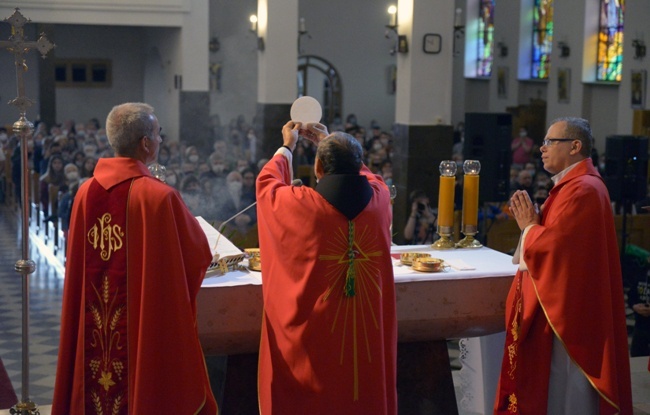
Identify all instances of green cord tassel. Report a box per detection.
[344,221,356,297]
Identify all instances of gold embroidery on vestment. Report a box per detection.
[319,224,384,402]
[87,213,124,261]
[89,274,126,413]
[507,393,518,413]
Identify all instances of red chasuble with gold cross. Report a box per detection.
[256,152,397,415]
[52,157,217,415]
[494,159,632,415]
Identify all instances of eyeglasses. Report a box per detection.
[542,138,574,147]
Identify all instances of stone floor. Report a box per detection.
[0,203,649,414]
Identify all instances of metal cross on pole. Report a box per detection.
[0,8,55,415]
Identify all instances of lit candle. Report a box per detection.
[250,15,258,32]
[462,160,481,229]
[454,8,463,28]
[387,5,397,27]
[299,17,306,33]
[437,161,457,228]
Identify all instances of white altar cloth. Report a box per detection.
[202,245,517,287]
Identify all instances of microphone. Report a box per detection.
[212,178,303,251]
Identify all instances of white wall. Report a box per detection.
[0,0,206,139]
[299,0,396,129]
[52,25,145,127]
[616,0,650,134]
[143,27,182,141]
[208,0,258,129]
[584,84,620,152]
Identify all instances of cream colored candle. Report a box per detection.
[437,176,456,228]
[462,174,479,227]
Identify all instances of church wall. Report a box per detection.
[142,27,182,142]
[488,0,521,113]
[616,0,650,135]
[51,25,145,128]
[584,84,621,153]
[208,0,258,134]
[298,0,396,129]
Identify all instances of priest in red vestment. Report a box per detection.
[256,122,397,415]
[495,117,632,415]
[52,103,217,415]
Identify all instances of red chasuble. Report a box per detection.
[52,157,217,415]
[256,153,397,415]
[494,159,633,415]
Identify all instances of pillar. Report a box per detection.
[392,0,456,245]
[255,0,299,159]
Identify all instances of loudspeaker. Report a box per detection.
[605,135,648,203]
[463,113,512,202]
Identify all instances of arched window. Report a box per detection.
[477,0,495,78]
[531,0,554,79]
[596,0,624,82]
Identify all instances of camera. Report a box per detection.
[417,203,426,212]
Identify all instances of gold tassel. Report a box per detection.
[344,221,356,297]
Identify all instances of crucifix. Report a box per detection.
[1,8,54,415]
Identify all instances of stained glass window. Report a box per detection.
[477,0,495,78]
[597,0,624,82]
[532,0,554,79]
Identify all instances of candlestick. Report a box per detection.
[457,160,483,248]
[433,160,457,250]
[299,17,306,33]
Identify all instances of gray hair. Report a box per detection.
[316,132,364,175]
[550,117,593,157]
[105,102,156,157]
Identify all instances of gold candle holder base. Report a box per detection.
[432,226,456,250]
[456,233,483,248]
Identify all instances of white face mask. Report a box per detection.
[188,155,199,163]
[166,175,177,186]
[227,181,242,193]
[0,133,7,143]
[66,172,79,181]
[520,131,527,137]
[212,164,224,173]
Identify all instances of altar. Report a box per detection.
[197,245,517,414]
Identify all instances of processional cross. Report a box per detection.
[1,8,54,415]
[1,8,55,123]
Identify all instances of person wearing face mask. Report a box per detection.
[216,171,256,232]
[511,126,534,167]
[57,163,81,241]
[157,144,171,166]
[183,145,201,175]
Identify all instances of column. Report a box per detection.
[392,0,456,245]
[392,2,459,414]
[255,0,299,159]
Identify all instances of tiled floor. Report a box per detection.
[0,204,64,407]
[0,202,649,414]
